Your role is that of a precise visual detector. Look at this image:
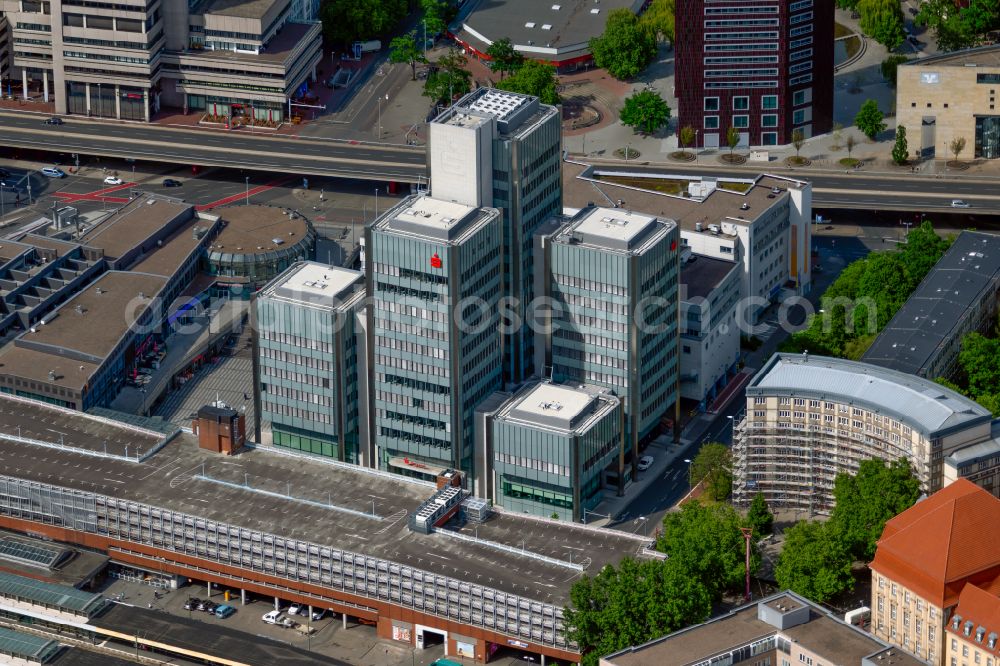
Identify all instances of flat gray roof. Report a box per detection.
[258,261,364,309]
[554,206,674,254]
[904,43,1000,68]
[681,255,739,302]
[0,417,646,606]
[603,591,925,666]
[749,353,992,437]
[460,0,641,54]
[81,196,192,261]
[502,381,618,433]
[377,195,500,244]
[862,231,1000,376]
[563,162,802,238]
[947,419,1000,466]
[13,271,167,363]
[0,394,171,458]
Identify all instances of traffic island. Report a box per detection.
[614,147,642,160]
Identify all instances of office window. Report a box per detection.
[762,114,778,127]
[793,88,812,106]
[733,115,749,128]
[705,115,720,129]
[705,96,720,111]
[761,94,778,110]
[792,108,808,124]
[733,96,749,110]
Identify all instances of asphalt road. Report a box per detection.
[591,162,1000,213]
[0,110,427,182]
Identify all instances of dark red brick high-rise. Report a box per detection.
[675,0,833,148]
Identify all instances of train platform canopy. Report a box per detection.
[0,530,109,589]
[0,626,62,663]
[0,571,107,619]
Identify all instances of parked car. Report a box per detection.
[162,178,182,187]
[311,609,327,621]
[104,176,122,185]
[214,604,236,619]
[43,117,64,125]
[637,455,654,471]
[40,167,65,178]
[183,597,201,611]
[262,610,283,625]
[951,199,971,208]
[288,603,303,616]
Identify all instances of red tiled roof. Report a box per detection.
[870,479,1000,608]
[947,583,1000,658]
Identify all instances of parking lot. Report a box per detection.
[96,576,556,665]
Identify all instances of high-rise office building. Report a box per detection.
[476,380,622,522]
[254,261,366,463]
[365,193,503,483]
[675,0,834,147]
[535,206,680,489]
[430,88,562,384]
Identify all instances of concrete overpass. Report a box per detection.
[0,110,428,183]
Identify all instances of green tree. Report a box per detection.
[950,136,967,162]
[961,0,1000,36]
[423,50,471,105]
[619,89,671,135]
[899,220,951,284]
[564,558,711,666]
[688,442,732,502]
[854,99,886,140]
[658,501,756,598]
[641,0,676,43]
[916,0,975,51]
[679,125,695,152]
[496,60,560,104]
[486,37,524,79]
[775,521,855,604]
[880,54,910,87]
[389,33,427,80]
[421,0,455,37]
[320,0,406,45]
[836,0,860,10]
[791,128,805,159]
[960,332,1000,399]
[726,126,740,158]
[589,9,657,80]
[829,458,921,560]
[858,0,906,50]
[746,492,774,538]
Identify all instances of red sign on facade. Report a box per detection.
[430,253,442,269]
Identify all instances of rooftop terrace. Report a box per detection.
[562,162,801,238]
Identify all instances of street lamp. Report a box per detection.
[245,176,250,205]
[695,130,700,156]
[97,82,102,118]
[377,93,389,142]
